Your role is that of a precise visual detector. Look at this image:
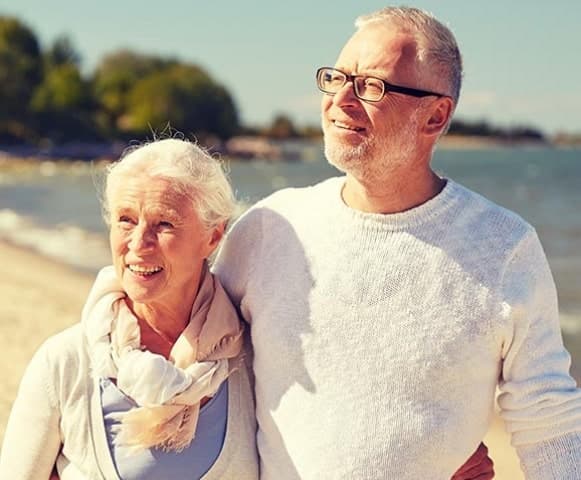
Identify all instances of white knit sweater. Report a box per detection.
[214,176,581,480]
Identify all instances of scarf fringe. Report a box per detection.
[112,404,197,453]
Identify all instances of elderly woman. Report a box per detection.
[0,139,258,479]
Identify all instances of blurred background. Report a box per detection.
[1,1,580,477]
[1,0,580,146]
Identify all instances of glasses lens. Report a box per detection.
[318,68,346,93]
[355,77,384,102]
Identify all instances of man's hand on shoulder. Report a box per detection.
[451,442,494,480]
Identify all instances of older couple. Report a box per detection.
[2,5,581,480]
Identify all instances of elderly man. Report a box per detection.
[215,6,581,479]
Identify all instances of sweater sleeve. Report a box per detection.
[213,206,264,325]
[0,340,62,480]
[497,229,581,478]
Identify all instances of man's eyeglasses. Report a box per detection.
[316,67,446,103]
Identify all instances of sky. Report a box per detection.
[1,0,580,134]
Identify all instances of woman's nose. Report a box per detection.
[128,224,155,252]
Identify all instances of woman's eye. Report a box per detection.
[117,216,136,228]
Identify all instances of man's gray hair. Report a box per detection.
[355,6,463,106]
[103,138,236,231]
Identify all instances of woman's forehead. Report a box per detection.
[109,175,194,213]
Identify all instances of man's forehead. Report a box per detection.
[337,24,419,73]
[340,23,418,59]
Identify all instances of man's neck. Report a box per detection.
[341,169,446,214]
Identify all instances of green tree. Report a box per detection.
[30,35,97,142]
[30,63,96,141]
[32,64,90,110]
[92,50,174,135]
[124,63,239,139]
[44,34,81,68]
[0,16,42,141]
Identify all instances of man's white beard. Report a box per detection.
[324,114,420,184]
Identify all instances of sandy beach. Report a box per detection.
[0,240,525,478]
[0,241,93,440]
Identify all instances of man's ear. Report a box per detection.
[423,97,454,136]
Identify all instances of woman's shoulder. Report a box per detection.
[33,324,87,373]
[41,322,83,351]
[17,324,89,413]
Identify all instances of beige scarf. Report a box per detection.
[81,264,243,452]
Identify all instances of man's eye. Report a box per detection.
[119,215,134,224]
[158,221,174,229]
[327,74,343,84]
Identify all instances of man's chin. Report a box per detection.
[324,142,369,172]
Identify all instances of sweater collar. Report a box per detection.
[328,176,462,230]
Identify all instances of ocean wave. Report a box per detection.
[0,209,110,272]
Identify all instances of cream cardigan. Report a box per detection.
[0,324,258,480]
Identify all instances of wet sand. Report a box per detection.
[0,240,524,477]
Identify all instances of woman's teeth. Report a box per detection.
[128,265,162,275]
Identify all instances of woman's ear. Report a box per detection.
[206,222,226,256]
[423,97,454,136]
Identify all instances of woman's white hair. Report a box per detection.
[102,138,236,231]
[355,6,463,106]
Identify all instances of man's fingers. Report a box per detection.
[470,474,494,480]
[451,443,494,479]
[455,456,494,479]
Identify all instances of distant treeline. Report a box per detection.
[447,120,546,142]
[0,16,241,145]
[0,15,549,147]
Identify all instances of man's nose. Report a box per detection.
[332,81,360,107]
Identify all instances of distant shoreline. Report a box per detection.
[438,134,548,150]
[0,136,579,168]
[438,134,581,150]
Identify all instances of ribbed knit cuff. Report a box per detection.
[516,432,581,479]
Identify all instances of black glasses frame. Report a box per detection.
[316,67,446,102]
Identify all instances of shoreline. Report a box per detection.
[1,136,580,171]
[0,240,524,477]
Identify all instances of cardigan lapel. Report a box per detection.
[88,376,121,480]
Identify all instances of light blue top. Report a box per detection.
[100,378,228,480]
